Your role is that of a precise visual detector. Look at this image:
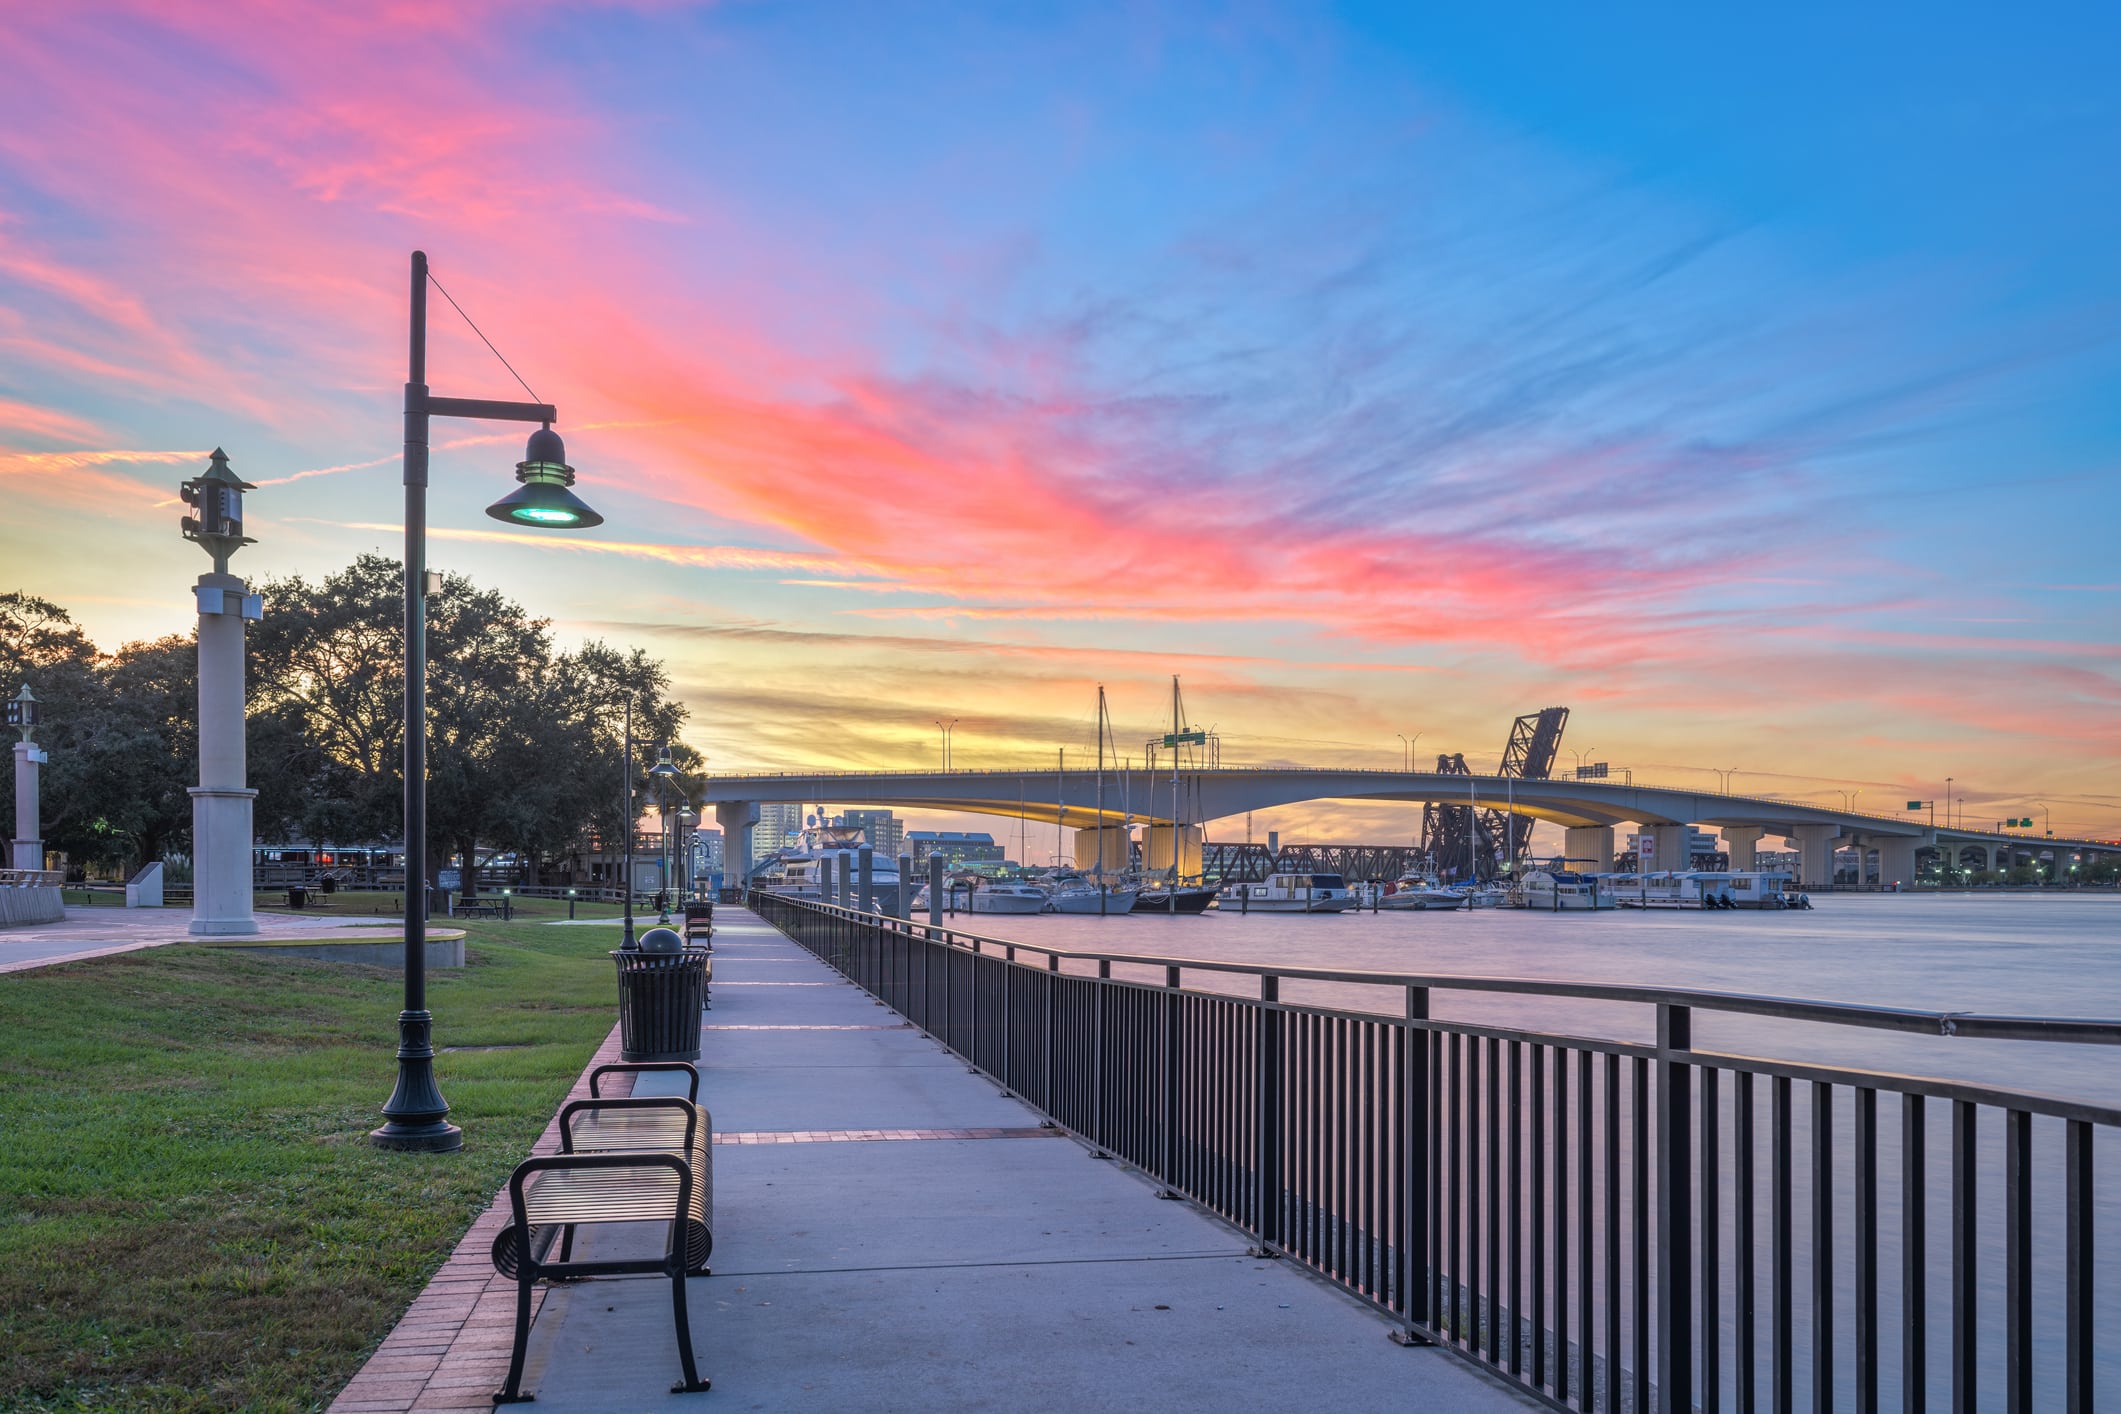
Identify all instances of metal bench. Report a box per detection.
[489,1067,715,1402]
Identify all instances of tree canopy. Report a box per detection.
[1,561,702,882]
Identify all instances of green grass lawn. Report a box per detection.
[0,917,626,1412]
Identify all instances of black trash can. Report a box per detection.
[611,947,709,1062]
[287,885,307,909]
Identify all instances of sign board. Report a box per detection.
[1160,730,1208,747]
[436,868,461,891]
[1637,833,1657,864]
[1576,763,1609,779]
[1907,800,1925,811]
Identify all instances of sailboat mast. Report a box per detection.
[1056,747,1064,869]
[1096,686,1108,915]
[1170,675,1181,911]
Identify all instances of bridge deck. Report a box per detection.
[508,908,1533,1411]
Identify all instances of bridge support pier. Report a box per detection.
[715,800,759,889]
[1563,826,1613,872]
[1875,836,1918,887]
[1791,825,1837,889]
[1144,824,1204,880]
[1646,824,1692,874]
[1073,825,1131,875]
[1721,825,1765,871]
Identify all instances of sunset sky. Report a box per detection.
[3,3,2117,846]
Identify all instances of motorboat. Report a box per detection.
[1381,873,1465,910]
[1457,885,1508,909]
[1609,870,1803,910]
[964,880,1050,915]
[1224,872,1356,914]
[1517,869,1616,911]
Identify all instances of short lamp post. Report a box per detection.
[182,449,264,938]
[373,251,604,1154]
[678,803,696,902]
[8,685,44,872]
[650,745,679,921]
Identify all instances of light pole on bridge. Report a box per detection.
[935,719,957,773]
[1712,766,1740,794]
[1396,731,1421,772]
[1836,789,1860,812]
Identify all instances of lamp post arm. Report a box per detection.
[419,393,557,424]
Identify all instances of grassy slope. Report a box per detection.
[0,914,629,1413]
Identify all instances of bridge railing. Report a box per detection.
[748,891,2113,1412]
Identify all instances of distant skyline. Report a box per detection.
[2,3,2116,844]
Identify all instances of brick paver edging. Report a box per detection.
[329,1023,632,1413]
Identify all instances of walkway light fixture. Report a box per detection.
[373,251,604,1155]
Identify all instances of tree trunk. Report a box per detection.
[459,838,479,899]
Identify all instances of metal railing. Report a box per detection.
[749,892,2114,1413]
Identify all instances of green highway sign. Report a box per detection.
[1161,730,1208,746]
[1907,800,1924,810]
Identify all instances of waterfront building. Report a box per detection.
[907,829,1007,870]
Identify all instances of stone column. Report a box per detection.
[1563,826,1614,872]
[714,800,758,888]
[1144,824,1204,878]
[1875,836,1918,886]
[12,738,45,871]
[1790,824,1837,888]
[1646,824,1691,873]
[1072,824,1130,874]
[189,573,260,937]
[1721,825,1765,870]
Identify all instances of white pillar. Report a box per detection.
[1721,825,1765,870]
[1072,824,1130,873]
[12,739,44,871]
[1648,824,1691,873]
[1876,837,1918,886]
[1791,824,1836,888]
[1144,824,1203,878]
[189,573,259,936]
[714,800,758,887]
[1563,826,1613,872]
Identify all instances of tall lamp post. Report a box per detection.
[373,251,604,1154]
[617,693,638,950]
[1396,731,1421,772]
[935,718,957,772]
[8,685,43,871]
[678,803,696,902]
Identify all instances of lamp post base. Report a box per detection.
[370,1008,463,1152]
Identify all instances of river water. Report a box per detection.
[922,891,2121,1406]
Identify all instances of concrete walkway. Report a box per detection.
[506,908,1532,1411]
[0,907,426,974]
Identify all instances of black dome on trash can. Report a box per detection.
[638,926,684,954]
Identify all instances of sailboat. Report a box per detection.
[1051,688,1139,915]
[1133,675,1219,914]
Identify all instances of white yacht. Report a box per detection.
[1609,870,1799,910]
[753,816,904,914]
[1226,872,1357,913]
[1380,873,1465,910]
[1517,869,1617,911]
[964,880,1050,915]
[1456,884,1508,909]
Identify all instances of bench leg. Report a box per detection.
[669,1262,710,1393]
[494,1270,537,1403]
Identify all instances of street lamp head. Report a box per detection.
[6,683,38,743]
[485,425,604,528]
[649,743,680,778]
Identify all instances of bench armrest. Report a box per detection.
[560,1095,701,1154]
[589,1060,701,1102]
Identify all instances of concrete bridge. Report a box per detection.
[704,767,2117,889]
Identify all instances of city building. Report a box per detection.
[757,802,804,854]
[906,830,1007,870]
[840,809,904,861]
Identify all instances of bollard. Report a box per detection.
[567,887,577,920]
[928,854,944,927]
[819,855,834,908]
[897,853,914,920]
[858,844,874,913]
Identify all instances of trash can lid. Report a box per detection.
[638,926,684,953]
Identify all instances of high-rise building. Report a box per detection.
[841,809,904,861]
[757,802,803,854]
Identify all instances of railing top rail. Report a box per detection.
[774,894,2121,1046]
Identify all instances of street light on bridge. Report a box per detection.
[373,251,606,1155]
[1396,731,1422,772]
[935,719,958,772]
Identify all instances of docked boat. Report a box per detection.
[1132,884,1220,914]
[753,816,904,914]
[1457,885,1508,909]
[1380,873,1465,910]
[1044,872,1140,914]
[963,880,1050,915]
[1608,870,1803,910]
[1517,869,1616,911]
[1224,872,1356,913]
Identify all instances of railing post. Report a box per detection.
[1163,965,1181,1190]
[1092,959,1109,1152]
[1044,953,1059,1118]
[1405,985,1430,1332]
[1658,1003,1695,1412]
[1255,974,1282,1252]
